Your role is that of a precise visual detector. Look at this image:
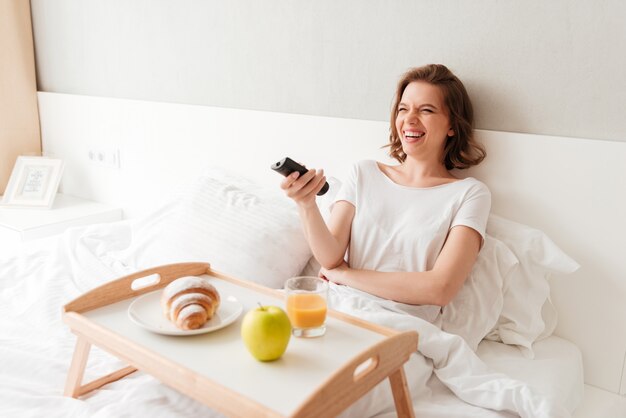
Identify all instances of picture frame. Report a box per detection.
[1,156,64,209]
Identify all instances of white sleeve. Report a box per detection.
[451,180,491,240]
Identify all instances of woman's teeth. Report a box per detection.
[404,131,425,139]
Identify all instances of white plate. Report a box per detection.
[128,291,243,336]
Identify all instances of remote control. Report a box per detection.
[271,157,329,196]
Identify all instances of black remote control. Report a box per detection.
[271,157,329,196]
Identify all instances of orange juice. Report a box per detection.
[286,293,327,328]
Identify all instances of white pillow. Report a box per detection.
[117,168,312,289]
[441,235,518,351]
[483,214,580,356]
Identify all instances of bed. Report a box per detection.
[0,165,582,418]
[1,92,625,417]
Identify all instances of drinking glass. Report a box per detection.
[284,276,328,338]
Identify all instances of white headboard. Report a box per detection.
[38,92,626,394]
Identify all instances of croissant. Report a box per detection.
[160,276,221,330]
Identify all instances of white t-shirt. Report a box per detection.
[332,160,491,322]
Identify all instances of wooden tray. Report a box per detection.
[62,262,419,418]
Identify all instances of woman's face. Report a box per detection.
[395,81,453,162]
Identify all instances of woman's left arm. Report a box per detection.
[320,225,482,306]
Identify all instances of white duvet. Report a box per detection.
[0,222,570,418]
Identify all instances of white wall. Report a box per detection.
[30,0,626,142]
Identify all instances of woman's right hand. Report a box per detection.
[280,168,327,208]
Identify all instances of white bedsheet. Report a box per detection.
[478,337,584,414]
[0,222,574,417]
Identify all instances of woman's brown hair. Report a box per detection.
[387,64,486,169]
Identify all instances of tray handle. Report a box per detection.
[292,330,418,418]
[63,262,211,314]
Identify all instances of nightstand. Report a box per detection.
[0,194,122,251]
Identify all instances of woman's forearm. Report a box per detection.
[298,205,346,268]
[333,268,451,306]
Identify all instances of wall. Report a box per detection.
[0,0,41,193]
[30,0,626,143]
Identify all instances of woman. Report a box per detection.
[281,64,490,323]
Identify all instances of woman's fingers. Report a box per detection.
[283,169,313,191]
[280,171,300,190]
[295,169,324,195]
[284,169,324,199]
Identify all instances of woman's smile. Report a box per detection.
[402,130,426,143]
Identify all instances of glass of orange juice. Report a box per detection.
[285,276,328,338]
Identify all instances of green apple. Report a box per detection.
[241,305,291,361]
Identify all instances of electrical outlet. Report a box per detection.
[88,148,121,169]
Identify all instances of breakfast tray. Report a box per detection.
[62,262,419,418]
